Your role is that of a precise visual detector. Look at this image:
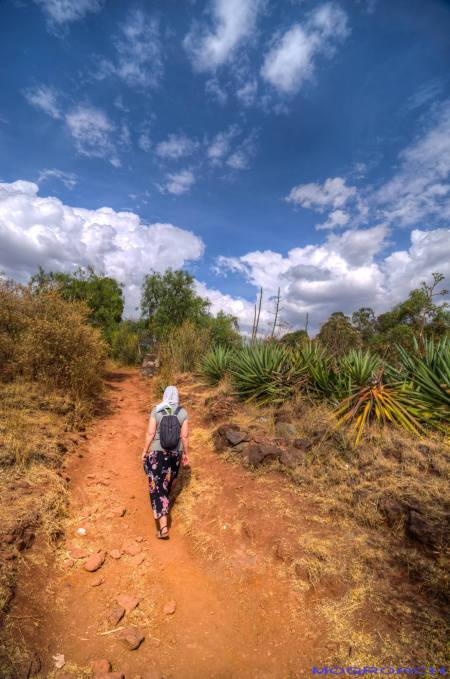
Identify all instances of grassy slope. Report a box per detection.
[178,373,449,663]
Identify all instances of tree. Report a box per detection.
[280,329,309,348]
[318,311,361,356]
[30,266,124,340]
[374,272,449,354]
[140,269,210,338]
[205,311,241,349]
[352,307,376,344]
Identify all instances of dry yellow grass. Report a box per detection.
[0,380,88,677]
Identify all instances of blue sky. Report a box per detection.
[0,0,449,333]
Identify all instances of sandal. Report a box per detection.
[157,526,169,540]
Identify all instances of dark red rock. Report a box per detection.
[107,603,125,626]
[116,594,140,612]
[118,626,145,650]
[84,551,106,572]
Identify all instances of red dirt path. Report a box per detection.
[11,370,341,679]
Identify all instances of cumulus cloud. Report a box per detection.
[160,170,196,195]
[0,181,204,315]
[34,0,103,26]
[261,2,349,94]
[24,85,61,119]
[184,0,262,72]
[37,169,77,190]
[96,9,163,88]
[65,105,119,166]
[156,133,198,160]
[215,224,450,333]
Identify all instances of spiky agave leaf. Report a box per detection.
[199,345,233,385]
[229,342,302,404]
[334,377,424,445]
[395,337,450,427]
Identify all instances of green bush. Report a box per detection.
[111,322,141,365]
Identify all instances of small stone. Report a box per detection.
[90,658,111,674]
[107,603,125,626]
[109,549,123,559]
[113,506,126,517]
[63,558,75,568]
[118,626,145,650]
[90,575,104,587]
[84,551,106,572]
[76,527,87,536]
[135,536,144,543]
[116,594,140,613]
[163,600,176,615]
[122,540,141,556]
[68,547,89,559]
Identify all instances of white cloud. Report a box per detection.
[0,180,204,316]
[205,78,228,105]
[383,228,450,302]
[37,169,77,190]
[161,170,196,196]
[34,0,103,26]
[65,105,119,166]
[156,133,198,160]
[214,224,450,332]
[97,9,163,88]
[316,208,350,230]
[286,176,356,211]
[207,129,234,164]
[236,79,258,106]
[184,0,262,72]
[376,100,450,226]
[261,2,349,94]
[138,132,152,153]
[226,130,258,170]
[24,85,61,119]
[194,280,256,333]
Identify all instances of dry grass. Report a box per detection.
[182,372,449,664]
[0,380,86,677]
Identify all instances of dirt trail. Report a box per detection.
[12,370,332,679]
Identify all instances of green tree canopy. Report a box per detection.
[30,266,124,340]
[140,269,210,338]
[318,311,361,356]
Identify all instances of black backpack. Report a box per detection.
[159,407,181,451]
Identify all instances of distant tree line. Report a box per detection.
[27,266,449,364]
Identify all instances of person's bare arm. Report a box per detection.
[181,419,190,466]
[141,416,157,462]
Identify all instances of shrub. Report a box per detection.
[18,290,107,406]
[111,322,141,365]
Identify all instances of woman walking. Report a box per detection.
[141,386,189,539]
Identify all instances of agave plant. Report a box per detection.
[296,342,341,401]
[229,342,303,404]
[395,337,450,427]
[334,376,424,445]
[199,346,233,385]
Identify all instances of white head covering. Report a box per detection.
[156,385,180,413]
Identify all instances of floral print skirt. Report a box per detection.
[144,449,181,520]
